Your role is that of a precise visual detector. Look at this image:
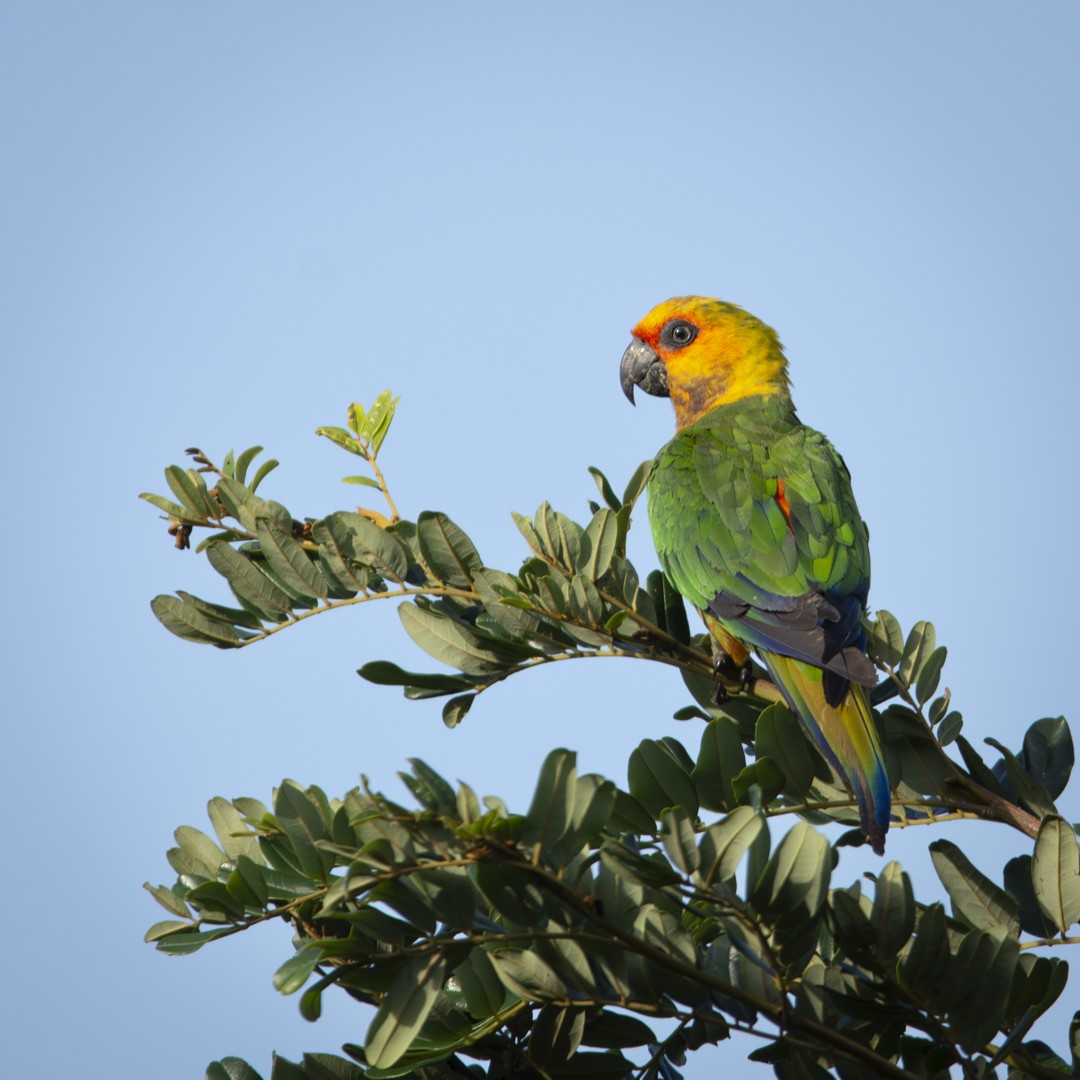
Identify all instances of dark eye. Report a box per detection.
[661,319,698,349]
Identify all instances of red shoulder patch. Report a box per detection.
[775,479,791,524]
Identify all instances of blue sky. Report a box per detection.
[3,3,1078,1076]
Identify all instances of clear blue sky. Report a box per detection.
[3,3,1078,1076]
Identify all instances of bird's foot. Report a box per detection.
[712,651,753,703]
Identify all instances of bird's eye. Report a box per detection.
[661,319,698,349]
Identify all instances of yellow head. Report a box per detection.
[620,296,791,430]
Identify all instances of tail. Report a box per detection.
[761,650,890,854]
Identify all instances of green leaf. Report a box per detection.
[165,465,217,518]
[525,748,577,854]
[175,825,225,878]
[143,881,193,919]
[587,466,621,511]
[628,737,699,818]
[441,694,474,728]
[1021,717,1074,800]
[206,542,293,616]
[144,919,192,942]
[398,603,514,676]
[697,806,766,887]
[621,459,652,510]
[1031,815,1080,933]
[582,508,619,581]
[321,512,410,582]
[250,458,279,493]
[580,1011,656,1049]
[315,425,363,455]
[897,902,950,999]
[357,661,476,694]
[207,797,263,863]
[985,737,1058,818]
[1004,855,1057,937]
[690,719,745,812]
[940,925,1019,1053]
[754,704,816,800]
[929,839,1020,934]
[866,609,904,668]
[490,949,566,1001]
[529,1006,585,1068]
[416,511,482,588]
[150,595,245,647]
[898,620,935,687]
[233,446,264,484]
[256,517,328,600]
[341,475,380,488]
[275,781,333,883]
[273,948,321,995]
[660,805,700,874]
[450,949,510,1020]
[870,861,915,956]
[750,822,830,924]
[731,757,785,807]
[915,645,947,705]
[206,1057,265,1080]
[140,491,203,523]
[365,952,448,1069]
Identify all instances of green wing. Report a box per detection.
[648,399,873,689]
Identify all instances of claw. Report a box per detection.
[712,650,754,698]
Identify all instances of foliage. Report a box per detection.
[143,395,1080,1079]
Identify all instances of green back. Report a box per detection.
[647,394,870,616]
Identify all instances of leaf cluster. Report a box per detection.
[143,396,1080,1079]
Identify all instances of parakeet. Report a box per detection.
[620,296,889,853]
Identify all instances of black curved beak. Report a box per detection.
[620,339,669,404]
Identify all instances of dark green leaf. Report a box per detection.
[870,860,916,956]
[690,719,745,812]
[206,1058,265,1080]
[929,839,1020,934]
[915,645,947,705]
[580,1011,656,1049]
[1004,855,1057,938]
[490,949,566,1001]
[754,704,816,800]
[898,902,950,1000]
[985,737,1058,818]
[628,738,699,818]
[357,661,476,694]
[525,748,577,853]
[731,757,785,807]
[441,694,473,728]
[1021,717,1074,800]
[275,781,333,883]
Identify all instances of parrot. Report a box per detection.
[620,296,890,853]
